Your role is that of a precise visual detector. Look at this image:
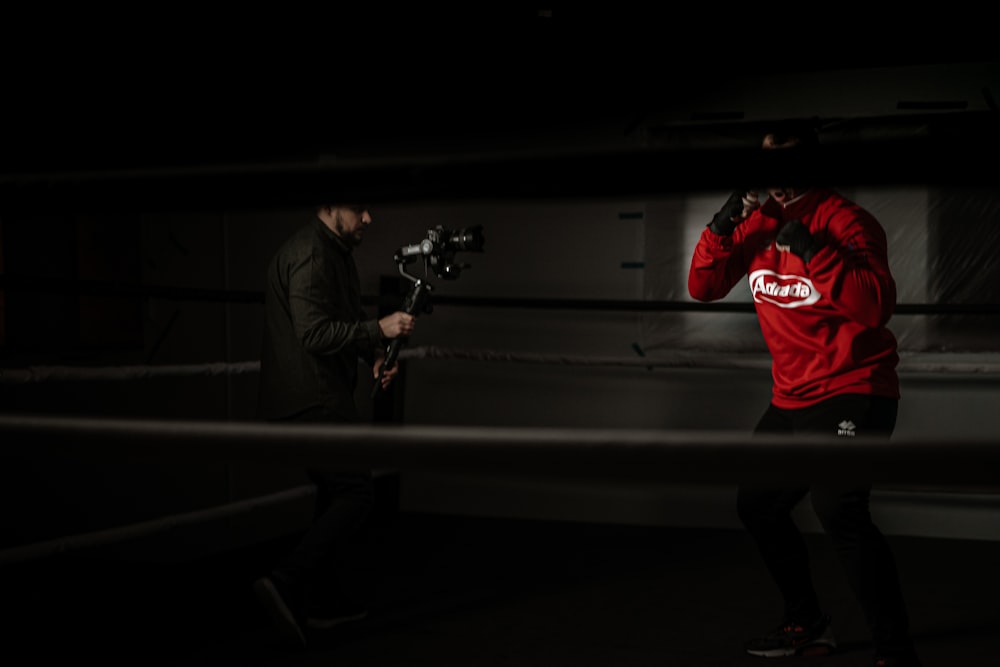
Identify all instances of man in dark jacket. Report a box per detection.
[254,204,415,649]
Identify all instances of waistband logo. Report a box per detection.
[838,420,857,437]
[749,270,821,308]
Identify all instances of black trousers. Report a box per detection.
[272,404,374,604]
[736,394,914,655]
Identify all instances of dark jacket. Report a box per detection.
[258,216,382,421]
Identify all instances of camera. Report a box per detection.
[395,224,485,281]
[372,224,486,398]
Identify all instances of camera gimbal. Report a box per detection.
[371,225,484,398]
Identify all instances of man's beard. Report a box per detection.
[334,217,364,247]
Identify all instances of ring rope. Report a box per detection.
[1,347,999,384]
[0,360,261,384]
[2,415,998,566]
[0,483,315,566]
[3,414,998,485]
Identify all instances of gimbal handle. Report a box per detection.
[370,276,433,399]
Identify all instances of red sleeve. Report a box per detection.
[688,225,751,302]
[805,207,896,328]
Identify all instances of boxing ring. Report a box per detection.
[3,250,1000,567]
[3,345,1000,567]
[3,104,1000,573]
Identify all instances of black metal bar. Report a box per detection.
[0,274,263,304]
[2,275,999,315]
[2,112,998,214]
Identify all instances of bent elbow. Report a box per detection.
[299,327,340,355]
[855,303,894,329]
[688,283,720,302]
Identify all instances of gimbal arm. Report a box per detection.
[370,262,434,399]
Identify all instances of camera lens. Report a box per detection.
[449,225,485,252]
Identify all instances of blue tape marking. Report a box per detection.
[631,342,653,371]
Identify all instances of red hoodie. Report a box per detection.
[688,187,900,409]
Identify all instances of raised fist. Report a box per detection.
[710,190,759,236]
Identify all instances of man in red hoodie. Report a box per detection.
[688,122,921,667]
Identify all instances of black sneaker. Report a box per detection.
[252,575,307,649]
[745,614,837,658]
[306,595,369,630]
[874,651,923,667]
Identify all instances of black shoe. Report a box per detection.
[874,651,923,667]
[306,595,369,630]
[745,614,837,658]
[253,575,307,649]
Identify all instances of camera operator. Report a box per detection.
[254,204,415,650]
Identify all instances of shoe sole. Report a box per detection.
[253,577,307,649]
[306,609,369,630]
[746,641,836,658]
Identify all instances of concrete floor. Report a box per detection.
[3,512,996,666]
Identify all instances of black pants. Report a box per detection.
[272,405,374,604]
[736,394,914,655]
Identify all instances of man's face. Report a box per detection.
[333,206,372,247]
[766,186,804,205]
[762,133,805,205]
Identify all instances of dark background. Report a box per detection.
[3,7,997,194]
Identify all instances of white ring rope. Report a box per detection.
[0,360,262,384]
[404,346,773,369]
[1,347,999,384]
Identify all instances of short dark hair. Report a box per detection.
[316,204,369,214]
[765,118,820,149]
